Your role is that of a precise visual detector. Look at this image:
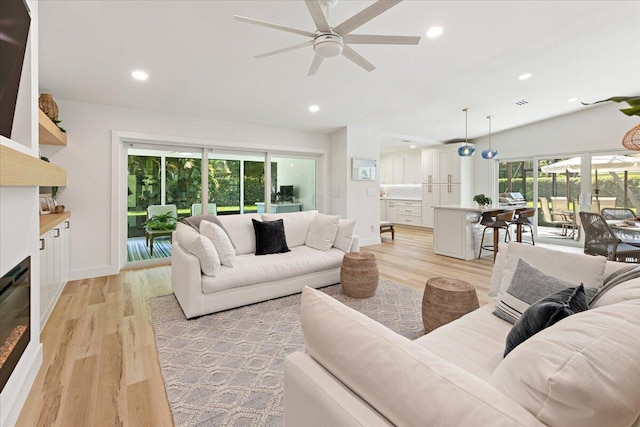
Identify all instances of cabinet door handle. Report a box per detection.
[40,238,45,251]
[54,228,60,238]
[64,220,70,229]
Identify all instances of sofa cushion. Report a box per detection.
[201,246,344,294]
[591,278,640,308]
[332,219,356,253]
[496,242,606,300]
[252,218,290,255]
[175,223,221,277]
[590,265,640,307]
[300,287,544,427]
[494,259,578,324]
[262,210,317,248]
[504,284,588,357]
[215,213,262,255]
[200,220,236,267]
[490,299,640,427]
[488,242,508,297]
[306,213,340,251]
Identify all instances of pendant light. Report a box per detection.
[458,108,475,157]
[481,115,498,159]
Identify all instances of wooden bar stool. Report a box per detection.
[478,210,511,260]
[512,208,535,245]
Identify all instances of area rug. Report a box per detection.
[149,280,424,427]
[127,237,172,262]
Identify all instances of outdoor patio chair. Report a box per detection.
[579,211,640,262]
[539,197,572,236]
[601,208,636,221]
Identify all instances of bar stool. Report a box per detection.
[478,210,511,260]
[511,208,535,245]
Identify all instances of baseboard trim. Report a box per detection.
[358,237,382,247]
[68,265,111,281]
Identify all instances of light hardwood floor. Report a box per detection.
[16,225,494,426]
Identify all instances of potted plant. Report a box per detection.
[143,212,178,231]
[473,194,492,208]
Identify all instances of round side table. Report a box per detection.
[422,277,479,333]
[340,252,379,298]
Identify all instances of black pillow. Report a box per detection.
[252,219,290,255]
[504,284,588,357]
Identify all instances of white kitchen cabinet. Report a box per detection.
[379,157,393,184]
[440,183,461,206]
[386,200,398,223]
[421,183,441,227]
[39,217,70,328]
[422,149,440,184]
[439,149,461,183]
[391,156,404,184]
[402,153,421,184]
[380,200,387,221]
[396,200,422,226]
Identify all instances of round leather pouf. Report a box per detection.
[422,277,479,333]
[340,252,379,298]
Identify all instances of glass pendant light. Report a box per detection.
[458,108,475,157]
[481,115,498,159]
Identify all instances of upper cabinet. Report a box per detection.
[39,109,67,146]
[380,152,422,184]
[379,157,393,184]
[421,150,440,183]
[402,153,421,184]
[422,148,461,184]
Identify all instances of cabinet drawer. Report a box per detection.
[397,215,421,225]
[397,206,422,216]
[397,201,420,207]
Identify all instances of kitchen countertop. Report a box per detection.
[433,204,521,212]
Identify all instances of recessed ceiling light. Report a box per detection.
[308,105,320,113]
[131,70,148,81]
[568,97,578,103]
[518,73,532,81]
[426,26,443,39]
[409,144,417,149]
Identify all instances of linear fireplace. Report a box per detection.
[0,256,30,392]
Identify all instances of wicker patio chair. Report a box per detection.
[601,208,635,221]
[579,211,640,262]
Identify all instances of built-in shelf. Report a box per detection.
[39,211,71,235]
[39,109,67,146]
[0,144,67,186]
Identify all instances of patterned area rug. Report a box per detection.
[127,236,172,262]
[149,279,424,427]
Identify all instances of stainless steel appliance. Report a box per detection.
[499,192,526,207]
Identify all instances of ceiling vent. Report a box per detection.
[514,100,529,106]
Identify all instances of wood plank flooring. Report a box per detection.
[16,225,493,426]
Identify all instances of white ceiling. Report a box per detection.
[38,1,640,153]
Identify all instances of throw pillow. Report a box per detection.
[252,218,290,255]
[494,259,576,324]
[488,242,509,297]
[333,219,356,252]
[200,220,236,267]
[262,210,317,248]
[175,224,221,277]
[504,284,588,357]
[305,213,340,251]
[589,265,640,307]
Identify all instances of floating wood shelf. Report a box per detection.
[0,144,67,187]
[39,109,67,146]
[40,211,71,235]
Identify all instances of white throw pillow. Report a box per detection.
[488,242,509,297]
[332,219,356,253]
[262,210,317,248]
[215,213,262,255]
[497,242,606,299]
[200,220,236,267]
[305,213,340,251]
[175,224,220,276]
[490,300,640,427]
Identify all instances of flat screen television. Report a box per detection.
[0,0,31,139]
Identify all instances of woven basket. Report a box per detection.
[39,93,59,121]
[340,252,379,298]
[422,277,479,333]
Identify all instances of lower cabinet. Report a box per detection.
[396,201,422,225]
[386,201,398,223]
[40,218,70,328]
[380,200,387,221]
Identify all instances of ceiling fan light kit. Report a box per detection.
[233,0,420,76]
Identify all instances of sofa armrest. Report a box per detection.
[284,352,393,427]
[171,234,204,319]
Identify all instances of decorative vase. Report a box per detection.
[39,93,59,121]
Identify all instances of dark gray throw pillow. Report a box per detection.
[504,284,588,357]
[252,218,290,255]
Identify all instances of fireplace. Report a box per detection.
[0,256,30,392]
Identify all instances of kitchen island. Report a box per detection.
[433,205,513,260]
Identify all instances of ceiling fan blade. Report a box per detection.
[307,55,324,76]
[343,34,420,45]
[341,45,375,72]
[233,15,316,38]
[254,40,314,58]
[304,0,331,32]
[333,0,402,36]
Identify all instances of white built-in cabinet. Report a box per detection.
[420,148,466,227]
[380,152,421,184]
[386,200,398,223]
[380,200,387,221]
[40,217,70,328]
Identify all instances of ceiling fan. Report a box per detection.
[233,0,421,76]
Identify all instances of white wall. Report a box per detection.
[39,100,331,279]
[329,128,348,218]
[472,104,639,200]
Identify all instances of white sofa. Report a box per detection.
[284,242,640,427]
[171,210,358,318]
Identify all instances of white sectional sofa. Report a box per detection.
[171,210,358,318]
[284,242,640,427]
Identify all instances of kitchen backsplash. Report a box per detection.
[380,184,422,199]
